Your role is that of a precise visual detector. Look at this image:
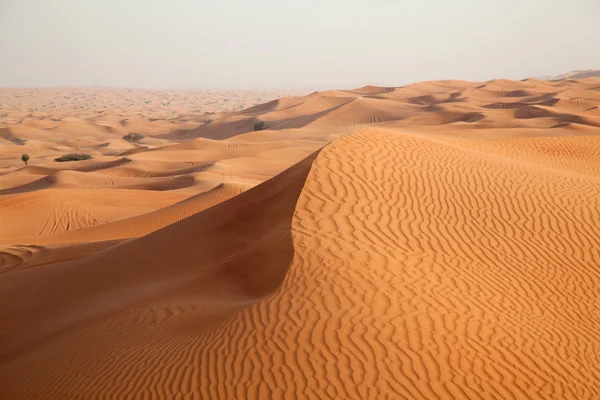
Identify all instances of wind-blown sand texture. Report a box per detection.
[1,77,600,399]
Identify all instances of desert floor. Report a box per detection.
[1,78,600,399]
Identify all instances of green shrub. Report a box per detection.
[54,154,92,162]
[21,153,29,166]
[254,121,266,131]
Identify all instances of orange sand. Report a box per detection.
[1,78,600,399]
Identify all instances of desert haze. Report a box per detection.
[1,75,600,399]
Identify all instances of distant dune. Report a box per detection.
[536,69,600,81]
[1,76,600,399]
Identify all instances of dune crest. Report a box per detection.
[1,77,600,399]
[2,128,600,398]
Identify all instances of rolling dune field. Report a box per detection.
[1,77,600,399]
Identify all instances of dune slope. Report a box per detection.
[0,151,319,394]
[1,128,600,399]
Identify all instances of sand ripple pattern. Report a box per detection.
[190,129,600,399]
[1,129,600,399]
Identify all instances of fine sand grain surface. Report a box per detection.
[1,78,600,399]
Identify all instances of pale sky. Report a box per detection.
[0,0,598,90]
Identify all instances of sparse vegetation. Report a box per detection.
[254,121,266,131]
[204,118,213,124]
[54,154,92,162]
[122,133,144,143]
[21,153,29,166]
[12,138,27,146]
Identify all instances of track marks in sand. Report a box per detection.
[0,189,192,240]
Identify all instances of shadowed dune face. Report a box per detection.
[0,152,318,364]
[1,77,600,399]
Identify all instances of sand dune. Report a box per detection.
[0,169,198,195]
[155,78,600,142]
[0,188,194,239]
[1,77,600,399]
[537,69,600,81]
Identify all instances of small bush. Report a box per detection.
[254,121,266,131]
[122,133,144,143]
[204,118,213,124]
[54,154,92,162]
[21,153,29,166]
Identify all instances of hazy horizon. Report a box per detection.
[1,0,598,90]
